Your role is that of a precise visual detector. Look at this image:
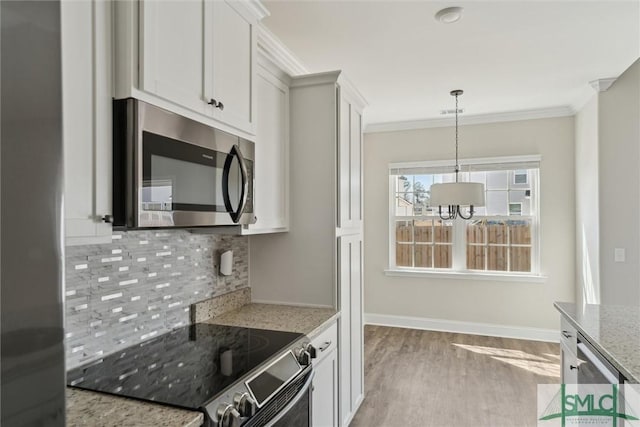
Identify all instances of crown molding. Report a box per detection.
[571,77,618,113]
[256,24,310,76]
[290,70,342,88]
[589,77,617,92]
[257,55,292,87]
[243,0,270,20]
[365,105,575,134]
[337,74,368,110]
[571,85,598,114]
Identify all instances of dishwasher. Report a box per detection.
[576,333,623,385]
[576,333,630,426]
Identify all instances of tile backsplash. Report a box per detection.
[64,230,248,369]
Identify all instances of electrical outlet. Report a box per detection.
[615,248,626,263]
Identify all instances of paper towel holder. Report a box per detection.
[220,250,233,276]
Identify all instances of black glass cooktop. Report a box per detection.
[67,323,303,410]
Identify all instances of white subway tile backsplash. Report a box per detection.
[101,292,122,302]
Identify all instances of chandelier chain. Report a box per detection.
[455,92,459,182]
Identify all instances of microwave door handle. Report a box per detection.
[222,145,248,223]
[236,145,249,219]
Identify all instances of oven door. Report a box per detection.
[244,367,314,427]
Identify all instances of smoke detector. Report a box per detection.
[435,7,464,24]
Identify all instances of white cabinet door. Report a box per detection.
[139,0,206,114]
[337,93,363,230]
[561,343,578,384]
[560,317,578,384]
[62,0,112,245]
[350,107,363,228]
[244,62,289,234]
[312,347,338,427]
[338,233,364,426]
[207,0,257,134]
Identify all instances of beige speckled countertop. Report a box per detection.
[66,388,203,427]
[555,302,640,383]
[202,303,339,338]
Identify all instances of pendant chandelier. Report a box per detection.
[429,90,485,220]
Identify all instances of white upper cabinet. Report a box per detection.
[206,1,257,134]
[62,0,113,246]
[115,0,266,138]
[139,0,206,114]
[337,89,364,231]
[244,57,290,234]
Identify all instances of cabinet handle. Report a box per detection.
[207,99,224,111]
[570,365,579,371]
[102,214,113,224]
[562,331,572,339]
[318,341,331,352]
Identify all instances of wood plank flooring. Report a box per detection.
[350,325,560,427]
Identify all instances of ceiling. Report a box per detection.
[262,0,640,126]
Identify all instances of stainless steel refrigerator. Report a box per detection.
[1,1,66,425]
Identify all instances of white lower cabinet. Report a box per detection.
[338,234,364,426]
[313,348,338,427]
[560,316,578,384]
[312,322,339,427]
[561,342,578,384]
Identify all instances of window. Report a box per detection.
[389,156,540,276]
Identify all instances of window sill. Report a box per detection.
[384,268,547,283]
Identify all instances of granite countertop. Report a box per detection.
[65,297,336,426]
[66,388,203,427]
[554,302,640,383]
[202,303,339,338]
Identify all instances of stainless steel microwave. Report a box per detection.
[113,99,256,228]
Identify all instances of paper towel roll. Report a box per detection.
[220,250,233,276]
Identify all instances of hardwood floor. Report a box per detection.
[350,325,560,427]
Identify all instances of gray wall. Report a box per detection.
[575,95,600,305]
[65,230,248,369]
[598,59,640,305]
[364,116,576,332]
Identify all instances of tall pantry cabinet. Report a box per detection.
[249,71,366,426]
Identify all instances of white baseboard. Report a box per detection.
[250,298,334,309]
[364,313,559,343]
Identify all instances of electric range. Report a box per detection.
[67,323,317,427]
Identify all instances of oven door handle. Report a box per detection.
[222,144,249,223]
[263,370,315,427]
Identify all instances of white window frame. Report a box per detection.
[513,170,529,185]
[508,202,523,216]
[387,155,545,282]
